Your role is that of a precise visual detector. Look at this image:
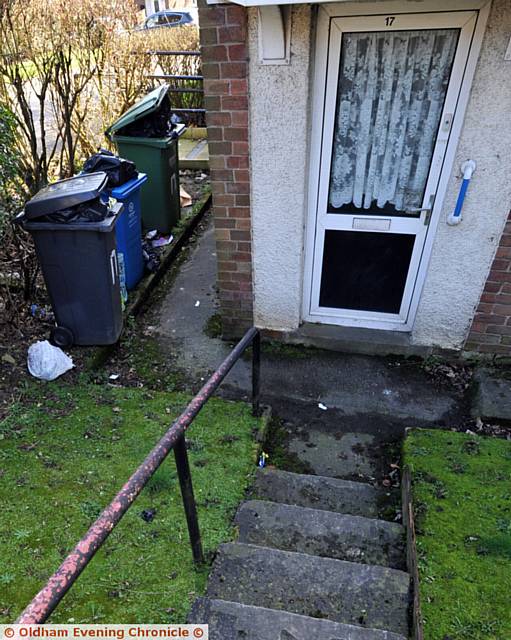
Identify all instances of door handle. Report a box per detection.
[406,206,432,213]
[406,194,435,225]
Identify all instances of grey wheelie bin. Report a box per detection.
[105,85,185,234]
[16,172,124,348]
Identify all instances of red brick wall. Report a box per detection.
[465,211,511,355]
[198,0,253,338]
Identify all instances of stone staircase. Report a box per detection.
[189,429,411,640]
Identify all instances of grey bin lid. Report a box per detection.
[24,172,109,220]
[105,84,170,140]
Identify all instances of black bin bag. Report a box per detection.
[83,149,137,187]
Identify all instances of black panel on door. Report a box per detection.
[319,230,416,314]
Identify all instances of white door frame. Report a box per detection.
[302,1,491,331]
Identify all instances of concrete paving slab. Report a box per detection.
[472,368,511,421]
[178,137,209,169]
[288,431,376,480]
[154,219,464,425]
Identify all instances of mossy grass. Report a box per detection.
[404,429,511,640]
[0,380,261,623]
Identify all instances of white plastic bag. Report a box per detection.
[27,340,74,381]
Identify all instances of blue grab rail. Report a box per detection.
[447,160,476,225]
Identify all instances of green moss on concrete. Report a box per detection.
[262,417,313,475]
[203,313,222,339]
[404,429,511,640]
[262,340,322,360]
[0,381,261,623]
[117,319,187,390]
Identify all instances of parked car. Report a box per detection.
[140,10,195,30]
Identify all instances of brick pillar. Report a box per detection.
[198,0,253,339]
[465,210,511,355]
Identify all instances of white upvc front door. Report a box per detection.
[304,8,484,331]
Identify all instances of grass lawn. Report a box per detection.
[404,429,511,640]
[0,380,262,623]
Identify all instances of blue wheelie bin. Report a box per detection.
[110,172,147,290]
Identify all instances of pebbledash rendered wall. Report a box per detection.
[247,0,511,352]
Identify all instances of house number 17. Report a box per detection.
[385,16,396,26]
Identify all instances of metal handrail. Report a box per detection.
[172,108,206,113]
[145,50,201,56]
[166,86,204,94]
[148,73,203,81]
[143,50,205,124]
[17,327,261,624]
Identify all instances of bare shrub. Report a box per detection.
[0,103,38,327]
[0,0,61,193]
[0,1,203,323]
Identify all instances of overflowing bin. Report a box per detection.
[106,85,185,235]
[17,172,124,348]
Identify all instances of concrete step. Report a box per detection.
[190,597,408,640]
[253,468,390,519]
[206,543,410,636]
[235,500,406,570]
[287,430,378,481]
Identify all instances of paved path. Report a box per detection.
[155,219,466,427]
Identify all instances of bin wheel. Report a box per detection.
[50,326,74,349]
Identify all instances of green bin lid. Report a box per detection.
[105,84,169,139]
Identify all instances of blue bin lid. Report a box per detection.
[110,173,148,200]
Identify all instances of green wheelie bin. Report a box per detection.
[106,85,185,234]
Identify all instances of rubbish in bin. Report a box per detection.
[106,86,177,139]
[105,85,186,234]
[27,340,74,381]
[24,172,110,223]
[83,149,137,187]
[41,199,109,224]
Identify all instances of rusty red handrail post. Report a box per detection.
[16,327,259,625]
